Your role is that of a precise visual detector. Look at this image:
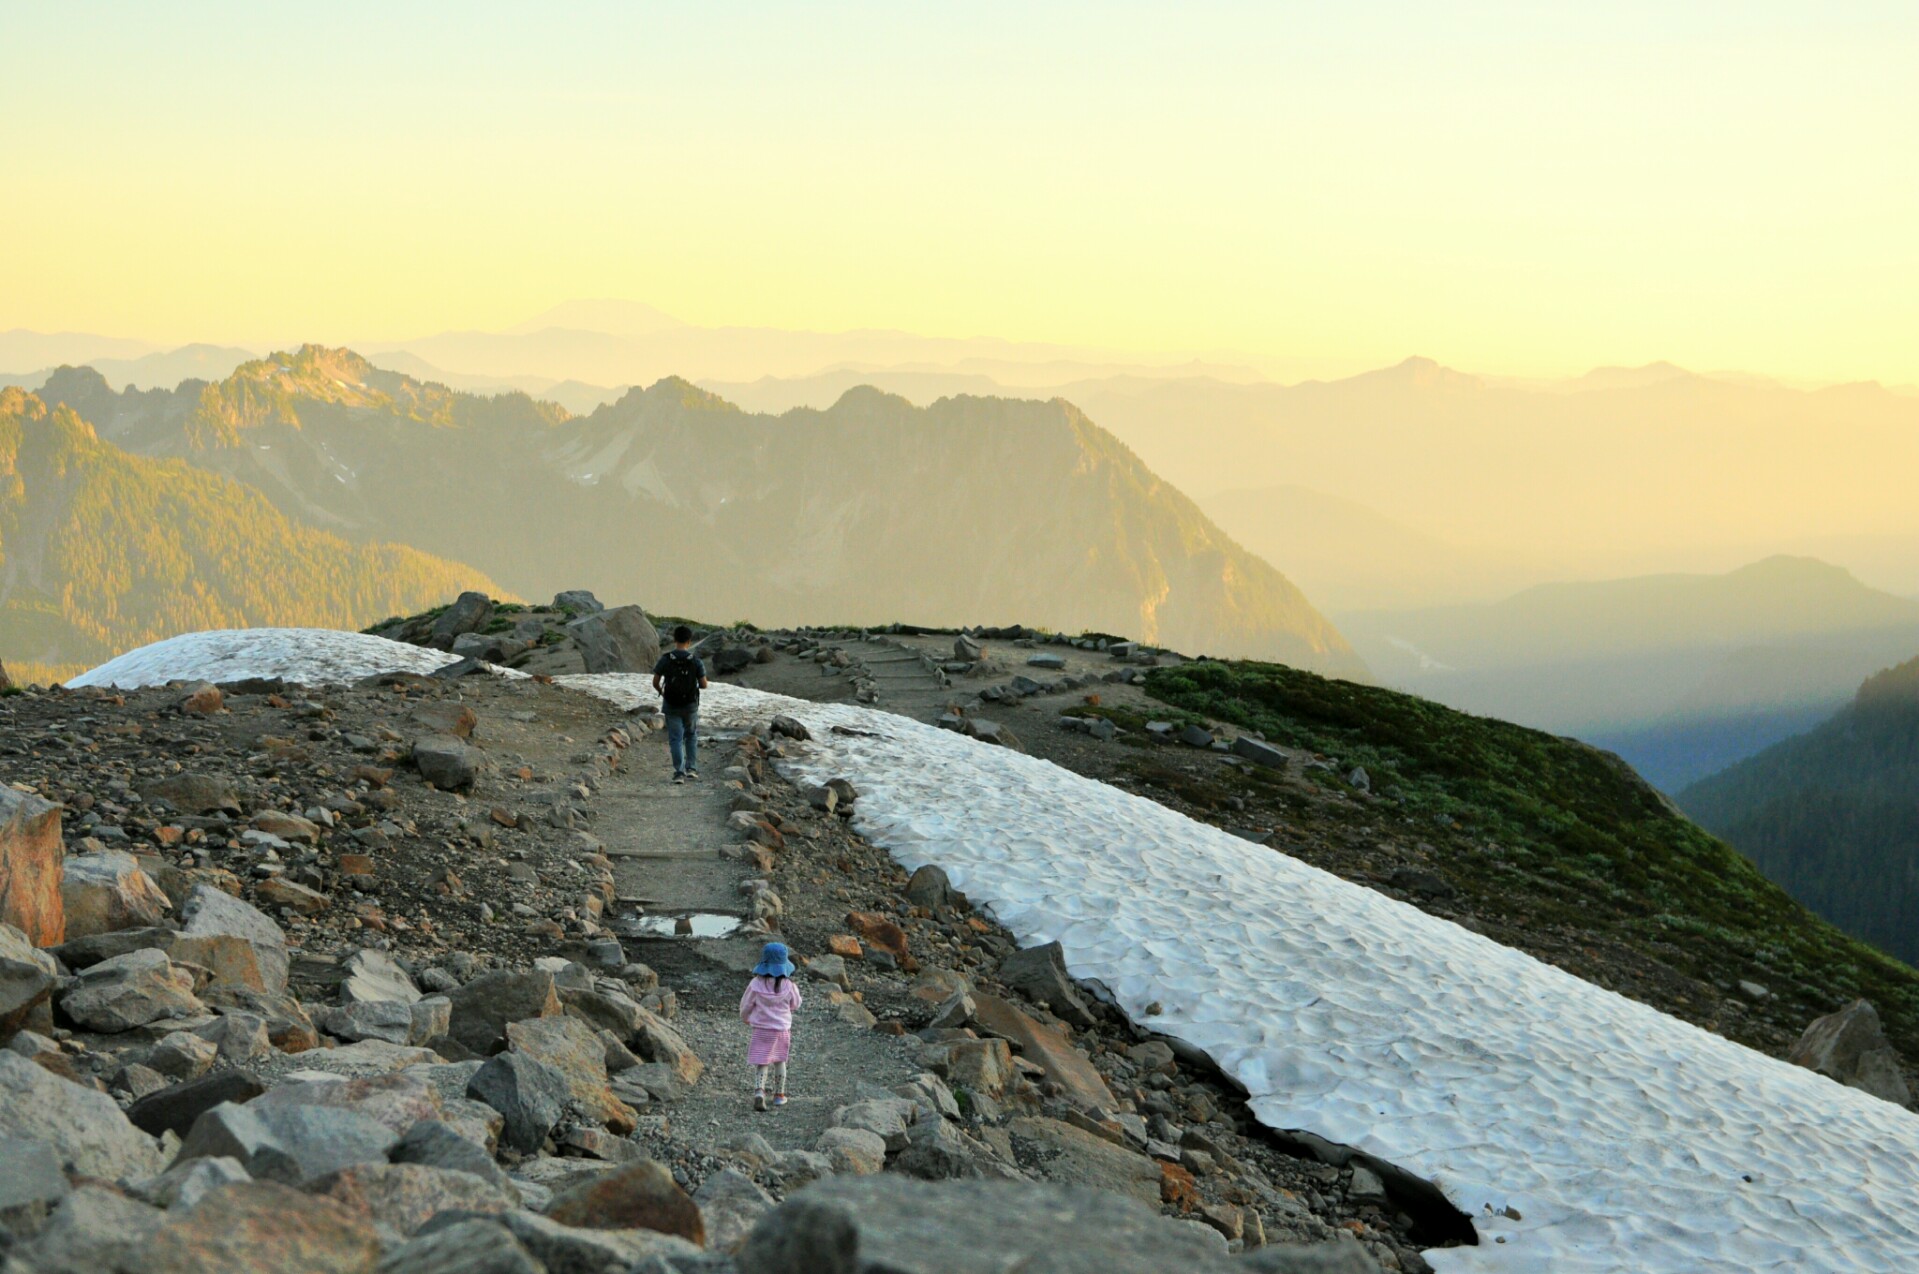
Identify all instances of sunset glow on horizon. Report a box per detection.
[3,1,1915,384]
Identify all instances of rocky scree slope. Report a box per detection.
[0,385,503,674]
[33,348,1363,675]
[0,649,1402,1273]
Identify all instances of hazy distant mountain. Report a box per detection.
[0,385,503,669]
[1055,359,1919,596]
[1341,557,1919,788]
[1681,656,1919,964]
[39,347,1362,673]
[0,330,156,373]
[1200,484,1534,612]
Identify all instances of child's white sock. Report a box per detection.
[754,1064,769,1093]
[773,1061,786,1092]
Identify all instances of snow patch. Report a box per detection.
[67,628,466,688]
[65,633,1919,1272]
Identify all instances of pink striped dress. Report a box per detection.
[740,975,802,1064]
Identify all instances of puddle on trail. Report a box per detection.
[618,912,745,939]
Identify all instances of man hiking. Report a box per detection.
[651,625,709,783]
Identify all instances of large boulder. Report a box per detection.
[60,851,172,940]
[175,1100,399,1187]
[249,1073,445,1138]
[997,942,1098,1029]
[0,920,58,1038]
[737,1176,1249,1274]
[144,773,242,816]
[0,785,64,945]
[376,1217,545,1274]
[697,1167,777,1254]
[505,1015,637,1133]
[542,1158,704,1245]
[142,1180,382,1274]
[308,1162,516,1241]
[1006,1117,1162,1207]
[126,1069,268,1138]
[446,969,561,1055]
[0,1051,162,1181]
[176,884,288,995]
[972,995,1115,1113]
[12,1183,165,1274]
[429,592,496,649]
[59,947,203,1033]
[412,735,483,792]
[1789,998,1913,1105]
[466,1052,569,1153]
[565,605,661,674]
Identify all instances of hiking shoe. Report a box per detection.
[773,1093,787,1107]
[752,1092,767,1112]
[671,773,686,785]
[684,768,700,780]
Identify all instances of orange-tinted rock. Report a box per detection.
[971,994,1117,1114]
[178,684,225,716]
[0,787,64,946]
[846,911,909,961]
[827,934,864,960]
[339,855,376,877]
[1160,1161,1201,1211]
[145,1180,380,1273]
[543,1159,705,1245]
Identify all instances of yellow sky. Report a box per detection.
[2,2,1915,383]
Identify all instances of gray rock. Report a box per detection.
[390,1119,517,1195]
[903,865,956,910]
[696,1167,776,1255]
[192,1011,273,1063]
[324,999,418,1045]
[1026,654,1067,670]
[831,1098,917,1153]
[143,773,241,816]
[1231,736,1290,770]
[378,1217,546,1274]
[342,949,423,1005]
[1345,766,1371,792]
[421,1207,705,1274]
[953,636,982,662]
[741,1176,1248,1274]
[132,1155,251,1211]
[414,734,483,791]
[815,1127,886,1176]
[430,592,496,648]
[0,921,58,1037]
[566,605,662,674]
[146,1030,218,1080]
[175,1100,399,1186]
[1178,724,1215,749]
[126,1068,267,1138]
[0,1136,69,1220]
[1236,1238,1385,1271]
[889,1114,984,1181]
[446,969,561,1055]
[0,1052,162,1181]
[467,1052,570,1152]
[1789,998,1913,1105]
[178,884,288,996]
[997,942,1097,1029]
[552,590,604,614]
[14,1183,164,1274]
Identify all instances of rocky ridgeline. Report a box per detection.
[368,590,667,679]
[0,653,1407,1274]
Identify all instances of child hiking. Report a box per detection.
[651,624,708,784]
[739,941,802,1111]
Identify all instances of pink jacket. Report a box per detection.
[739,975,802,1031]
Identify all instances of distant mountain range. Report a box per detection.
[0,385,503,673]
[1681,656,1919,965]
[1339,557,1919,789]
[16,346,1362,675]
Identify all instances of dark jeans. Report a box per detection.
[664,703,699,774]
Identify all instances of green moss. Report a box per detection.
[1146,659,1919,1051]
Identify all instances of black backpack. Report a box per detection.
[660,650,701,706]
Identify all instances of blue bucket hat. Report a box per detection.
[753,941,795,977]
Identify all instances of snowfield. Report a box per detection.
[68,628,478,689]
[76,632,1919,1271]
